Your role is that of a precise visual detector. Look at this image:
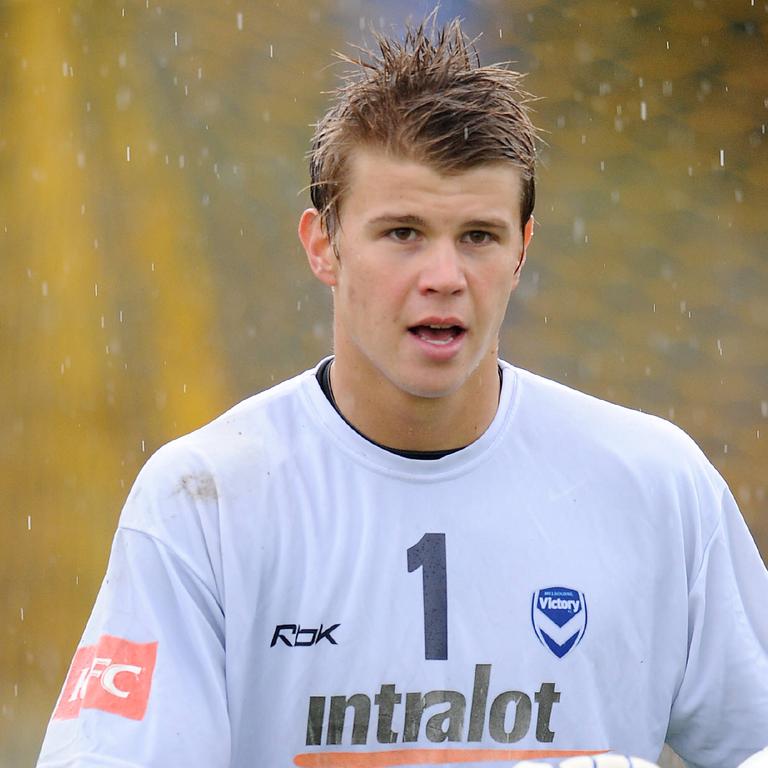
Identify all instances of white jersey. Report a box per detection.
[37,361,768,768]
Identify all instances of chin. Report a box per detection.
[394,372,469,401]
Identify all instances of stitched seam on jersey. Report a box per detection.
[703,487,765,658]
[667,482,728,739]
[300,363,521,482]
[686,479,726,596]
[116,525,224,614]
[172,441,227,609]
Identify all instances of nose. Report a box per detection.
[417,240,467,295]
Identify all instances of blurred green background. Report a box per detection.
[1,0,766,764]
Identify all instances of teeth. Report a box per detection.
[418,334,452,345]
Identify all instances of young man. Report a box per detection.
[37,17,768,768]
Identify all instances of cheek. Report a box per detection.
[478,272,517,325]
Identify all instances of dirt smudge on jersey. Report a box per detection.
[176,471,218,502]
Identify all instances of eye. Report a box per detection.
[462,230,496,246]
[387,227,419,243]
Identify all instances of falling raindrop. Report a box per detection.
[572,218,585,243]
[237,12,243,30]
[640,101,647,120]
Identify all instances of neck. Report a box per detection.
[328,355,501,452]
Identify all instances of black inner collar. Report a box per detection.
[315,358,501,460]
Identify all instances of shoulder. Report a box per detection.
[510,363,706,448]
[506,362,727,497]
[120,365,321,531]
[163,364,317,464]
[503,364,732,570]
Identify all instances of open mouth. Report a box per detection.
[408,324,466,346]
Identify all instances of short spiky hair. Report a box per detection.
[309,14,538,238]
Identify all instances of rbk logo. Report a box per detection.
[270,623,340,647]
[54,634,158,721]
[531,586,588,659]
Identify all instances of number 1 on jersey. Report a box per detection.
[407,533,448,660]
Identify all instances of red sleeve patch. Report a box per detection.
[53,634,158,721]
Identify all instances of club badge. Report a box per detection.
[531,586,588,659]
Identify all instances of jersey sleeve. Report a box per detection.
[36,442,230,768]
[666,481,768,768]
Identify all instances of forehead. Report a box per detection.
[341,147,523,227]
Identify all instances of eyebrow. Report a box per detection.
[367,214,510,231]
[463,218,510,231]
[367,214,427,228]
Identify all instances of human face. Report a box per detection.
[301,147,533,402]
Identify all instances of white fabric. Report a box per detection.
[37,361,768,768]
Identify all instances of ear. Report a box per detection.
[514,216,534,276]
[298,208,338,288]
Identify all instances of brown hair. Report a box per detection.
[309,14,538,239]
